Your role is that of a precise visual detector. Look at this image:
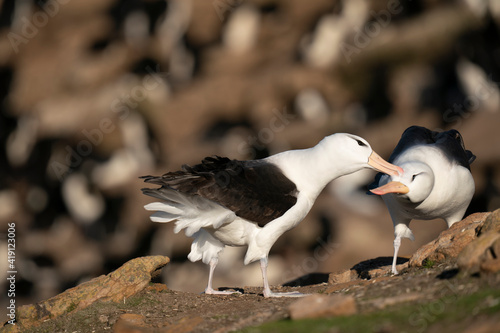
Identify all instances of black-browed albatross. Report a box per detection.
[370,126,476,274]
[142,133,403,297]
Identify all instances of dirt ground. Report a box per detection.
[17,258,500,333]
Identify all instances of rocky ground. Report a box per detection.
[2,0,500,310]
[3,210,500,333]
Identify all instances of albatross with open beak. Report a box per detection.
[142,133,402,297]
[370,126,476,274]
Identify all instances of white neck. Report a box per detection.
[267,143,358,200]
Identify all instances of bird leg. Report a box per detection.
[260,257,306,298]
[204,258,240,295]
[392,236,401,275]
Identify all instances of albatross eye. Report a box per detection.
[411,173,420,181]
[355,139,367,147]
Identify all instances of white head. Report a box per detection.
[319,134,403,176]
[370,161,434,203]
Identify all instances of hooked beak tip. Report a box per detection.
[370,181,410,195]
[368,151,404,177]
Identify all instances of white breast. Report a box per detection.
[392,146,474,220]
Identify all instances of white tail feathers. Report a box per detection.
[145,202,183,222]
[188,229,225,264]
[143,189,237,237]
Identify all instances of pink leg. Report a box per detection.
[204,258,240,295]
[260,257,306,298]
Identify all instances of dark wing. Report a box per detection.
[388,126,475,169]
[141,156,298,227]
[434,129,476,170]
[387,126,437,162]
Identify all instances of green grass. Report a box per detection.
[212,314,229,320]
[65,301,78,313]
[21,303,109,333]
[237,288,500,333]
[422,259,436,269]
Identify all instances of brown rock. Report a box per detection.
[409,213,490,267]
[1,324,21,333]
[458,231,500,274]
[328,269,357,284]
[358,262,409,279]
[327,257,410,292]
[288,294,357,320]
[478,208,500,235]
[113,314,149,333]
[353,256,409,279]
[367,292,422,310]
[112,314,203,333]
[14,256,169,331]
[480,256,500,273]
[146,283,169,293]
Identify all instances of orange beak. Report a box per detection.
[370,181,409,195]
[368,151,403,177]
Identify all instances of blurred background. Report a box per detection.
[1,0,500,311]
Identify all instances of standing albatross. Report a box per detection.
[141,133,402,297]
[370,126,476,274]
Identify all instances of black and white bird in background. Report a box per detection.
[370,126,476,275]
[141,133,402,297]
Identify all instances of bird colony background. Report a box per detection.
[1,0,500,309]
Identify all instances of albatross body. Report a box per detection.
[370,126,476,274]
[142,133,402,297]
